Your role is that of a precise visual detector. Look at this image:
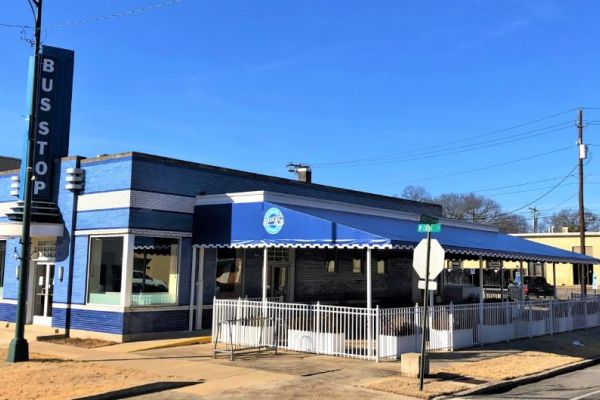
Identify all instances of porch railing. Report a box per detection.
[212,297,600,361]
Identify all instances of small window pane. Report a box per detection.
[216,249,244,299]
[352,250,363,273]
[131,237,179,306]
[88,237,123,305]
[0,241,5,297]
[325,249,337,272]
[376,259,387,274]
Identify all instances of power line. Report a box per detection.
[0,0,183,31]
[313,109,577,168]
[363,145,572,189]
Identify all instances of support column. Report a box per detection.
[366,248,372,309]
[500,260,504,302]
[120,234,134,307]
[262,247,268,301]
[196,246,205,329]
[479,256,484,304]
[519,261,525,301]
[188,247,197,331]
[553,262,557,300]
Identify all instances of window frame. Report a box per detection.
[86,235,126,306]
[130,235,182,306]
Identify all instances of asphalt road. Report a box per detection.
[464,365,600,400]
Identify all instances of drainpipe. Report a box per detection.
[188,246,197,331]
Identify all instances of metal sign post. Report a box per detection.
[419,229,432,391]
[413,215,445,391]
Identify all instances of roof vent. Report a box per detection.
[287,163,312,183]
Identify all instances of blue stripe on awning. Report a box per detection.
[192,201,599,264]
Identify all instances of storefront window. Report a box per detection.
[216,248,243,299]
[88,237,123,305]
[352,250,363,273]
[0,241,5,298]
[131,237,179,306]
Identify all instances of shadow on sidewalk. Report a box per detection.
[73,381,203,400]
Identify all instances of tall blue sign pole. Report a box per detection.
[8,0,43,363]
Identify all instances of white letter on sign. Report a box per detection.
[35,161,48,176]
[38,121,49,135]
[42,58,55,73]
[40,98,51,112]
[36,141,48,155]
[34,181,46,195]
[41,77,53,92]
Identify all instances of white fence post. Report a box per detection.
[449,302,455,351]
[375,305,380,362]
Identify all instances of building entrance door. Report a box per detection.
[268,264,288,299]
[33,263,54,326]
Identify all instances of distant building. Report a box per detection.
[0,157,19,172]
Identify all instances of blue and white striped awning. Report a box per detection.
[192,200,599,264]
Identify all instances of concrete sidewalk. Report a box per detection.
[3,323,600,399]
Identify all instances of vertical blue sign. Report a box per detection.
[21,45,74,201]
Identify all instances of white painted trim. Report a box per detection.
[77,190,195,214]
[189,247,196,331]
[194,191,497,232]
[1,299,17,305]
[196,246,205,330]
[75,228,192,237]
[121,235,134,307]
[366,248,372,310]
[51,302,190,313]
[0,222,63,239]
[262,247,268,301]
[0,201,17,218]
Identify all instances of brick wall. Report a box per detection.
[52,307,124,334]
[0,303,16,322]
[294,249,415,307]
[123,310,189,334]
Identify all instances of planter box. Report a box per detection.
[429,328,473,350]
[287,330,345,354]
[586,313,599,328]
[479,323,514,344]
[219,324,274,347]
[556,316,573,332]
[378,334,419,359]
[516,319,546,337]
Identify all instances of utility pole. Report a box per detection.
[7,0,43,363]
[529,207,539,233]
[577,108,588,296]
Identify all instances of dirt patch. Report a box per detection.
[37,336,116,348]
[364,376,470,400]
[0,348,201,400]
[435,351,582,381]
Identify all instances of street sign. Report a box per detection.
[413,238,445,280]
[418,280,438,291]
[417,223,441,233]
[419,215,439,224]
[515,271,521,285]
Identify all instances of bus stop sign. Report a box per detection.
[413,238,445,280]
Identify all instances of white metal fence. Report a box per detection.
[212,297,600,361]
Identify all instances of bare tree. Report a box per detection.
[546,209,600,232]
[399,185,432,202]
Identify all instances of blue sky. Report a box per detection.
[1,0,600,223]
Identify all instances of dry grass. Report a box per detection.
[0,349,199,400]
[37,336,116,348]
[435,351,582,381]
[364,376,470,400]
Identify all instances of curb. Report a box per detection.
[443,356,600,398]
[130,336,212,352]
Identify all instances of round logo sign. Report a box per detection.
[263,207,284,235]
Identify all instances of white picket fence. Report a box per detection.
[212,297,600,361]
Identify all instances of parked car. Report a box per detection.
[509,276,554,298]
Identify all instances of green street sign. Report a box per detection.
[419,215,439,224]
[417,223,441,233]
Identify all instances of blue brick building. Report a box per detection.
[0,151,596,341]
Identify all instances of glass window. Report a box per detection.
[215,248,244,299]
[352,250,363,273]
[88,237,123,305]
[0,241,5,297]
[375,251,387,274]
[131,237,179,306]
[325,249,337,273]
